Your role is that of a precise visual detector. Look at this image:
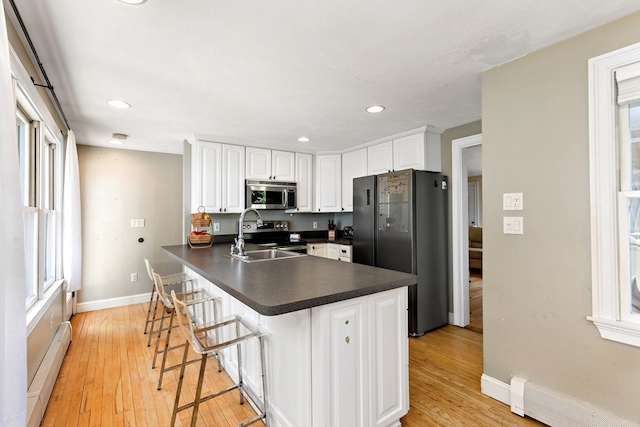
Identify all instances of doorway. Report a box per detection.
[451,134,482,328]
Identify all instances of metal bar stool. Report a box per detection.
[170,289,269,427]
[152,271,221,391]
[143,257,193,345]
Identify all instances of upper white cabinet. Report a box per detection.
[367,141,393,175]
[341,148,368,212]
[315,154,342,213]
[246,147,295,181]
[191,139,245,213]
[295,153,313,212]
[367,131,441,174]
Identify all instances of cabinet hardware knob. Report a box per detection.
[345,336,350,344]
[138,238,144,243]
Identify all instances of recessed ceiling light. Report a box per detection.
[119,0,147,5]
[297,137,310,142]
[366,105,385,113]
[107,99,131,109]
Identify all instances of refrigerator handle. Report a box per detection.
[366,189,370,205]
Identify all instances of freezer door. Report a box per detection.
[352,176,376,266]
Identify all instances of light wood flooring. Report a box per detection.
[467,270,483,333]
[42,299,544,427]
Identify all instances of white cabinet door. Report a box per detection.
[367,141,393,175]
[245,147,272,180]
[193,140,223,213]
[315,154,342,212]
[326,243,340,260]
[368,287,408,427]
[339,245,352,262]
[312,299,368,427]
[393,133,425,171]
[222,144,245,213]
[246,148,296,181]
[295,153,313,212]
[341,148,367,212]
[308,243,327,258]
[272,150,296,181]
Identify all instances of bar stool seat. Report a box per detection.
[143,257,194,346]
[170,289,269,427]
[152,271,220,391]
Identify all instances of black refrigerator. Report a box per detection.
[353,169,448,336]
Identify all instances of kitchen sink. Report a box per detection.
[230,249,306,263]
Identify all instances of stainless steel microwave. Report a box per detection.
[246,180,296,210]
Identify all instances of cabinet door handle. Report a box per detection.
[219,208,222,212]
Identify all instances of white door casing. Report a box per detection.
[452,134,482,327]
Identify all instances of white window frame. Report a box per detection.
[11,46,64,314]
[588,42,640,347]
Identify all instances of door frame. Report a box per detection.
[452,134,482,327]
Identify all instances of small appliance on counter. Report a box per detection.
[342,226,353,239]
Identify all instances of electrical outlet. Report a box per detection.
[313,221,318,229]
[131,273,138,282]
[214,223,220,232]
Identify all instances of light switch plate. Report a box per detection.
[130,219,145,227]
[503,193,523,210]
[504,217,524,234]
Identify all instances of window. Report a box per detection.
[588,42,640,347]
[16,96,63,311]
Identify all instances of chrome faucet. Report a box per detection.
[231,208,263,257]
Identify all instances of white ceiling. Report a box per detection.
[7,0,639,155]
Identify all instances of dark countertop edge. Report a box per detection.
[162,245,414,316]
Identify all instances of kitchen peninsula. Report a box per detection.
[163,243,416,427]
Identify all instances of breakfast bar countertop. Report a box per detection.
[162,243,416,316]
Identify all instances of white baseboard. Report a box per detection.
[77,292,151,313]
[481,373,511,406]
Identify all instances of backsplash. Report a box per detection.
[201,211,353,235]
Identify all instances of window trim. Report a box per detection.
[11,44,64,315]
[588,42,640,347]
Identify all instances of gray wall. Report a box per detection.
[78,145,185,303]
[482,12,640,421]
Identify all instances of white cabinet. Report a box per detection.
[311,287,408,427]
[308,243,327,258]
[295,153,313,212]
[367,131,441,174]
[191,139,245,213]
[246,147,295,181]
[315,154,342,212]
[189,269,408,427]
[338,245,352,262]
[341,148,368,212]
[367,141,393,175]
[326,243,340,260]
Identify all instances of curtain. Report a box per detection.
[63,130,82,292]
[0,4,28,425]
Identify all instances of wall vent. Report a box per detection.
[510,377,636,427]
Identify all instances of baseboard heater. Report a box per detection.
[510,377,636,427]
[26,321,72,427]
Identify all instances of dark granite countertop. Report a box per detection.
[162,243,416,316]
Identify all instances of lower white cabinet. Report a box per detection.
[311,287,408,427]
[189,269,408,427]
[326,243,340,260]
[308,243,327,258]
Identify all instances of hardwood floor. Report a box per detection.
[400,325,545,426]
[467,270,483,333]
[41,303,260,427]
[42,301,544,426]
